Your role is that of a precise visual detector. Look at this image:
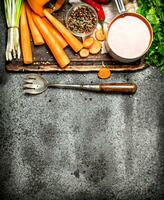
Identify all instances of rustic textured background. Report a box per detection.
[0,2,164,200]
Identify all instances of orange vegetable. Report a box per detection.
[42,18,68,49]
[98,68,111,79]
[95,29,105,41]
[47,0,65,13]
[26,3,44,45]
[79,48,89,58]
[89,39,102,54]
[37,0,50,6]
[83,37,94,49]
[20,3,33,64]
[32,12,70,68]
[43,9,83,52]
[27,0,44,17]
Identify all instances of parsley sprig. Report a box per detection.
[137,0,164,75]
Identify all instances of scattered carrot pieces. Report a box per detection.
[80,48,89,58]
[20,3,33,64]
[98,68,111,79]
[95,29,105,41]
[83,37,94,49]
[89,39,102,54]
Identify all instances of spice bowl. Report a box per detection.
[66,3,98,38]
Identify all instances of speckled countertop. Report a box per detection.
[0,2,164,200]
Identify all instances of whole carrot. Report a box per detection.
[42,18,68,49]
[26,3,45,45]
[32,12,70,68]
[43,9,83,53]
[20,3,33,64]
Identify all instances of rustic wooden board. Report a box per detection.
[5,2,146,73]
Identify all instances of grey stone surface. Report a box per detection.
[0,2,164,200]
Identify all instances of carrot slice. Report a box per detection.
[27,0,44,17]
[32,12,70,68]
[95,29,105,41]
[26,3,44,45]
[89,40,102,54]
[42,18,68,49]
[79,48,89,58]
[98,68,111,79]
[83,37,94,49]
[43,9,83,52]
[20,3,33,64]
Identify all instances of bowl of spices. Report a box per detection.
[66,3,98,37]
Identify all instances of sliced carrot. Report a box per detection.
[32,12,70,68]
[89,40,102,54]
[98,68,111,79]
[42,18,68,49]
[27,0,44,17]
[95,29,105,41]
[26,3,44,45]
[20,3,33,64]
[79,48,89,58]
[43,9,83,52]
[83,37,94,49]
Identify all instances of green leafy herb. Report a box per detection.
[137,0,164,75]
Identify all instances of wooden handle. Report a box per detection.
[100,83,137,94]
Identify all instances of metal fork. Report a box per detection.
[23,74,137,95]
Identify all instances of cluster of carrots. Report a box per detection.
[20,0,83,68]
[20,0,111,79]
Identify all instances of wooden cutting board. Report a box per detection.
[6,1,146,73]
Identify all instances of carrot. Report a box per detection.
[20,3,33,64]
[32,12,70,68]
[89,39,102,54]
[37,0,50,6]
[27,0,44,17]
[26,3,44,45]
[79,48,89,58]
[43,9,83,52]
[47,0,65,13]
[98,68,111,79]
[83,37,94,49]
[42,18,68,49]
[95,29,105,41]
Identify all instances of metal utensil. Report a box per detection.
[23,74,137,95]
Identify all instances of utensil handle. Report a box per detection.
[100,83,137,93]
[49,83,137,94]
[114,0,126,13]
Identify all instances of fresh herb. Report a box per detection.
[4,0,24,61]
[67,5,97,35]
[137,0,164,75]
